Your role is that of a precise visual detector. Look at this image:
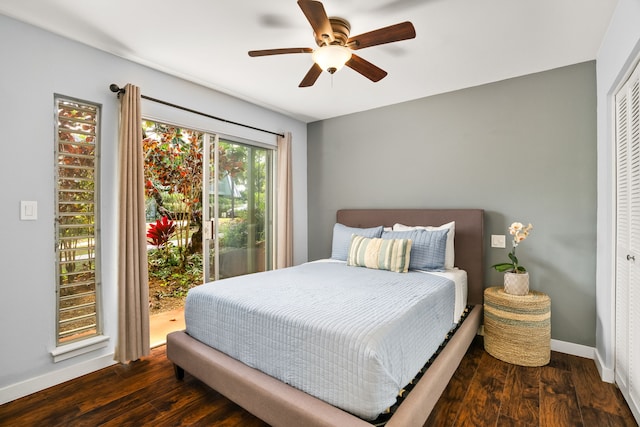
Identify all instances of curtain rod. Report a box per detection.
[109,84,284,138]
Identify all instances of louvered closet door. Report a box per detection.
[616,59,640,423]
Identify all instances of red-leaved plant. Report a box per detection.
[147,216,176,249]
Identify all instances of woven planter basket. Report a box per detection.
[484,287,551,366]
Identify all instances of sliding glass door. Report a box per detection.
[143,120,274,317]
[203,135,273,282]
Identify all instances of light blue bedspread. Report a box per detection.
[185,260,454,420]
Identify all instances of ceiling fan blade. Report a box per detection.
[348,21,416,50]
[249,48,313,57]
[299,63,323,87]
[297,0,335,44]
[345,54,387,82]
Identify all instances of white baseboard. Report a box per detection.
[594,349,616,383]
[488,337,613,382]
[0,353,116,405]
[479,327,596,360]
[479,328,595,360]
[550,339,595,359]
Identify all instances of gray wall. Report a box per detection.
[308,62,597,347]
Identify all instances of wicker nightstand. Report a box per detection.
[483,286,551,367]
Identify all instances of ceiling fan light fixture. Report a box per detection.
[312,45,352,74]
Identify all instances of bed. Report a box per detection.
[167,208,484,427]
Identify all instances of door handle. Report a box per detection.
[203,220,216,240]
[627,254,635,261]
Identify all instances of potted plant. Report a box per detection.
[492,222,533,295]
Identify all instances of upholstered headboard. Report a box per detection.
[336,209,485,305]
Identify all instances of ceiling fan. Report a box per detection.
[248,0,416,87]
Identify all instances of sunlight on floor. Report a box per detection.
[150,307,185,348]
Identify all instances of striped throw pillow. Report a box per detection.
[347,235,412,273]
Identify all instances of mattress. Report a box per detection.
[185,260,459,420]
[423,267,467,323]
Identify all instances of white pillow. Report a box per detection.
[393,221,455,269]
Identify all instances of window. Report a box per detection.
[54,96,101,345]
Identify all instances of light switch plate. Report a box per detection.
[491,234,506,248]
[20,200,38,220]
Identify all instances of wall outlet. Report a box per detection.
[491,234,506,248]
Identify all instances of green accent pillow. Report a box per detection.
[347,235,412,273]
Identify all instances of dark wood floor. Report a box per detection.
[426,337,637,427]
[0,336,636,427]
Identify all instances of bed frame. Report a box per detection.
[167,209,484,427]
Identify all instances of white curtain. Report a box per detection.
[115,84,150,363]
[276,132,293,268]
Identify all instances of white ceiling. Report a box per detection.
[0,0,617,123]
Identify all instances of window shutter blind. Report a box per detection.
[55,96,101,345]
